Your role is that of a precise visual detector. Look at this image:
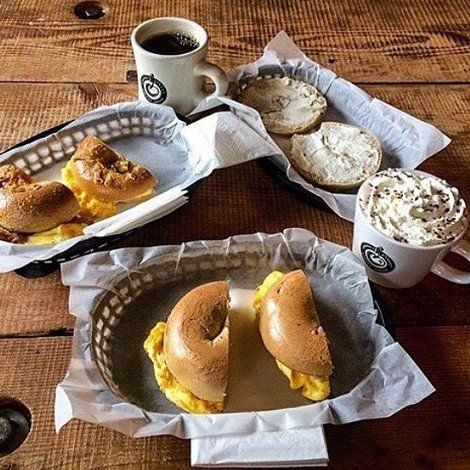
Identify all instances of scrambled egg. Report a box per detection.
[144,322,224,414]
[276,360,330,401]
[25,223,86,245]
[62,163,116,220]
[253,270,285,312]
[254,271,330,402]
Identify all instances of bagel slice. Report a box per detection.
[63,136,157,220]
[0,164,80,235]
[289,122,382,190]
[237,76,327,135]
[254,270,332,401]
[144,281,229,413]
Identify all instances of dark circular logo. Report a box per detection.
[360,242,396,273]
[140,73,167,104]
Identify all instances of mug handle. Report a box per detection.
[193,61,229,102]
[431,239,470,284]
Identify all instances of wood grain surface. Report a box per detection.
[0,0,469,467]
[0,0,469,83]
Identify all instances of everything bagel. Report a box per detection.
[68,136,157,203]
[0,164,33,189]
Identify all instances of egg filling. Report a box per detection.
[62,163,117,220]
[254,271,330,402]
[25,223,86,245]
[144,322,224,414]
[276,360,330,401]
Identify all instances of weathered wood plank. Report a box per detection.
[0,326,468,468]
[0,83,136,150]
[0,0,468,83]
[327,325,470,469]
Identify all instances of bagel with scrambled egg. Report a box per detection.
[0,165,80,234]
[144,281,230,413]
[253,270,332,401]
[68,136,156,203]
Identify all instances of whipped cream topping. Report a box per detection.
[360,169,468,246]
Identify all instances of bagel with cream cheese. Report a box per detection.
[0,165,80,234]
[289,122,382,190]
[253,270,332,401]
[67,136,157,203]
[144,281,229,413]
[237,76,327,135]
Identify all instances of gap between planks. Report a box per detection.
[0,328,74,340]
[1,324,468,341]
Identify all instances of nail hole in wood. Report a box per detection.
[74,1,106,20]
[0,397,32,459]
[126,70,137,83]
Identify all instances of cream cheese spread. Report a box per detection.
[238,76,327,134]
[360,169,468,246]
[290,122,382,187]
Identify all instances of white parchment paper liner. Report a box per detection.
[55,228,434,438]
[0,102,273,272]
[191,31,451,221]
[191,427,328,467]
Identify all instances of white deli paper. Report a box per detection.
[0,102,270,272]
[191,427,328,467]
[191,31,451,221]
[56,228,434,439]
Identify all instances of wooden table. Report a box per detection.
[0,0,469,467]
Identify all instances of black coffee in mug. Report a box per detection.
[141,32,199,55]
[132,17,229,114]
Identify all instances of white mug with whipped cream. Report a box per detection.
[353,169,469,288]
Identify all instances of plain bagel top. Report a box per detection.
[258,270,332,377]
[163,281,230,403]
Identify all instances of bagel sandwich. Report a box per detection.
[62,136,157,220]
[144,281,229,413]
[0,164,84,244]
[253,270,332,401]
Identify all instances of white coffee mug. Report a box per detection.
[131,17,229,115]
[353,171,470,289]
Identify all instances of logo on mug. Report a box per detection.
[360,243,396,273]
[140,74,167,104]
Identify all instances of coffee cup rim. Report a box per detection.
[131,17,207,59]
[356,169,469,251]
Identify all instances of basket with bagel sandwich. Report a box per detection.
[0,102,269,276]
[56,229,434,437]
